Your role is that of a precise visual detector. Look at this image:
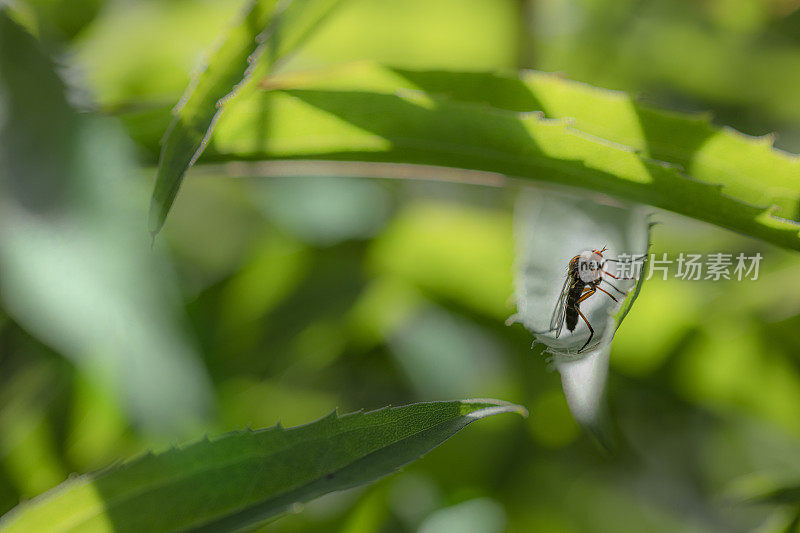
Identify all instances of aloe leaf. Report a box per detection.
[198,64,800,251]
[0,400,526,533]
[148,0,346,236]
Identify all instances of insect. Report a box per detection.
[549,247,637,353]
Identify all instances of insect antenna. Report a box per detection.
[604,254,647,263]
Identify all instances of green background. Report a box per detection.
[2,0,800,531]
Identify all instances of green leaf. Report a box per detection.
[512,189,650,356]
[0,400,526,533]
[382,66,800,223]
[511,189,650,433]
[201,62,800,251]
[148,0,346,236]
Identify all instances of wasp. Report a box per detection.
[549,247,638,353]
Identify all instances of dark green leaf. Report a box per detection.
[0,400,526,533]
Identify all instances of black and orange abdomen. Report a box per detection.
[565,278,585,331]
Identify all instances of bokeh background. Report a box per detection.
[2,0,800,531]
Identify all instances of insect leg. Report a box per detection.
[595,285,619,303]
[603,270,636,280]
[601,278,627,295]
[576,287,596,304]
[576,309,595,353]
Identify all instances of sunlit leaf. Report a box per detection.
[379,64,800,223]
[149,0,346,235]
[0,400,526,533]
[199,63,800,251]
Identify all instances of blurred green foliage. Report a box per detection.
[2,0,800,531]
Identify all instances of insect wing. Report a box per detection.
[549,274,570,338]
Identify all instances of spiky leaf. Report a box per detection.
[0,400,526,533]
[195,62,800,251]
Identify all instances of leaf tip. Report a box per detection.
[147,199,165,240]
[461,398,529,419]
